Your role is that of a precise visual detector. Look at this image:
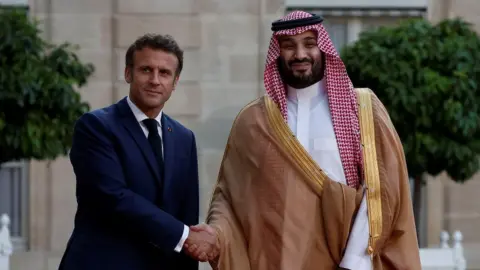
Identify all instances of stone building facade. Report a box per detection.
[0,0,479,269]
[425,0,480,268]
[8,0,285,269]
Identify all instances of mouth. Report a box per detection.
[291,63,311,72]
[144,89,161,95]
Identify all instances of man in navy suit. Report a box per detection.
[59,34,216,270]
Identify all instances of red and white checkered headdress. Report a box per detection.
[264,10,362,188]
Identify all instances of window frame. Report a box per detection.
[285,7,426,51]
[0,0,28,6]
[0,161,30,251]
[0,0,31,251]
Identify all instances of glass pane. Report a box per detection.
[0,169,10,223]
[361,16,419,32]
[0,162,26,238]
[322,17,348,52]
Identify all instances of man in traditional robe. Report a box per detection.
[185,10,421,270]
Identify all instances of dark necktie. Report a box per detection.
[142,119,164,177]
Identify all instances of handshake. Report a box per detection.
[183,224,219,262]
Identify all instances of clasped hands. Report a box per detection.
[183,224,219,262]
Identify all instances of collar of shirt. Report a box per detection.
[286,79,327,104]
[126,96,163,127]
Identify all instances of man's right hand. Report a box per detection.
[183,224,219,262]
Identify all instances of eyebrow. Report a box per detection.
[278,36,294,43]
[138,65,174,74]
[278,36,317,43]
[159,67,173,74]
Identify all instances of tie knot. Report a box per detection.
[142,118,158,132]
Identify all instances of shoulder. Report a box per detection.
[75,104,117,131]
[75,104,118,131]
[163,114,194,139]
[231,96,266,129]
[221,96,269,146]
[355,88,405,163]
[70,105,120,150]
[355,88,395,130]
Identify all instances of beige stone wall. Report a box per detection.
[9,0,284,269]
[429,0,480,29]
[427,1,480,268]
[10,0,480,269]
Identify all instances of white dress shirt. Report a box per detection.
[126,96,189,253]
[286,80,372,270]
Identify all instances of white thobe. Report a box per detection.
[286,80,372,270]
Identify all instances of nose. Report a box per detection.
[295,47,308,59]
[150,71,160,84]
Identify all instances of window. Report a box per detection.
[286,8,426,52]
[0,0,30,251]
[323,15,424,51]
[322,17,348,51]
[0,0,28,5]
[0,161,29,251]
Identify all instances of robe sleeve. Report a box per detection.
[206,183,250,270]
[371,93,422,270]
[205,105,261,270]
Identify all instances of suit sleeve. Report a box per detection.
[182,131,200,226]
[177,131,200,269]
[70,112,184,252]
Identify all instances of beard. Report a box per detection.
[277,53,325,89]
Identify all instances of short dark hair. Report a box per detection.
[125,33,184,76]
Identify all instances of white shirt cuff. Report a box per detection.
[339,253,372,270]
[174,225,189,252]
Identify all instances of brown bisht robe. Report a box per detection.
[205,88,421,270]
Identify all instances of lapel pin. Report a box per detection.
[168,127,172,132]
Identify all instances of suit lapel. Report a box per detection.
[116,98,161,184]
[161,114,175,198]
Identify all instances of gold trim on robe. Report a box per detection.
[206,92,421,270]
[264,96,328,195]
[356,88,383,256]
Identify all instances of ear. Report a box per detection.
[124,66,132,84]
[173,76,180,90]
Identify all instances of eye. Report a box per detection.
[159,69,171,76]
[281,43,295,50]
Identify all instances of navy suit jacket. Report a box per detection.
[59,97,199,270]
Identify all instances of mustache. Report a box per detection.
[288,58,313,65]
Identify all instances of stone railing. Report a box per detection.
[420,231,467,270]
[0,214,12,270]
